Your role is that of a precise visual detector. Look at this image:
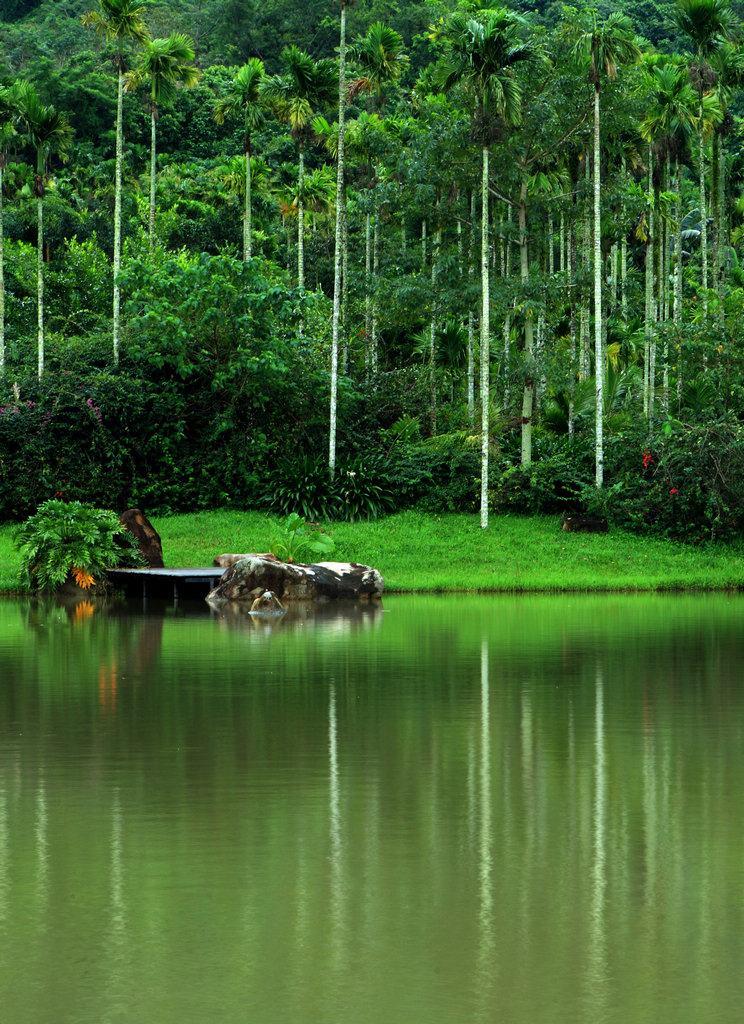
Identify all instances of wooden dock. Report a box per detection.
[107,567,224,604]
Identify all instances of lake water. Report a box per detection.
[1,592,744,1024]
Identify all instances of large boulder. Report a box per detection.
[207,556,384,605]
[119,508,164,568]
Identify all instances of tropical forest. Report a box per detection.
[2,0,744,544]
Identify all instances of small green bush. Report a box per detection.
[14,499,141,592]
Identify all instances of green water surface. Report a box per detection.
[1,592,743,1024]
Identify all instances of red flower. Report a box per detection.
[643,450,654,468]
[670,488,679,495]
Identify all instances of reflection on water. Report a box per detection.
[2,592,744,1023]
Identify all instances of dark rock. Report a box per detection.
[119,508,164,568]
[207,557,384,605]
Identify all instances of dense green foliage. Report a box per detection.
[2,0,744,544]
[13,497,140,590]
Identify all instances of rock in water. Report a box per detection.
[207,557,384,605]
[119,509,165,568]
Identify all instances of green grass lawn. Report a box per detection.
[3,509,744,594]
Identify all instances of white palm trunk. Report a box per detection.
[480,145,490,529]
[245,147,252,260]
[37,196,44,379]
[593,85,603,489]
[519,180,533,467]
[329,0,347,476]
[0,159,5,373]
[149,106,157,247]
[297,145,305,289]
[113,66,124,365]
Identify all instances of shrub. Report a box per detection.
[14,499,141,592]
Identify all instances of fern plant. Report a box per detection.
[14,499,141,592]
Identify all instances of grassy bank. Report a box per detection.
[4,510,744,594]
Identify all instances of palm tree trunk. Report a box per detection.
[245,146,252,261]
[297,143,305,289]
[0,159,5,374]
[113,66,124,365]
[480,144,490,529]
[364,211,371,374]
[37,195,44,379]
[372,208,380,374]
[519,182,534,467]
[593,85,604,489]
[698,89,708,318]
[329,0,347,476]
[569,226,576,442]
[467,190,475,425]
[149,105,157,248]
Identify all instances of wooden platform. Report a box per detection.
[107,567,224,603]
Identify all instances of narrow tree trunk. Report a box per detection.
[371,207,380,375]
[149,105,157,248]
[364,211,372,374]
[328,0,347,476]
[297,143,305,289]
[593,85,603,489]
[519,183,534,467]
[244,144,252,261]
[37,195,44,379]
[430,222,439,434]
[568,226,576,442]
[467,191,475,425]
[113,65,124,365]
[0,159,5,374]
[698,88,708,319]
[480,145,490,529]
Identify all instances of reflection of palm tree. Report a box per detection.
[264,46,337,289]
[125,32,200,249]
[82,0,150,365]
[17,85,73,378]
[213,59,267,261]
[436,9,532,527]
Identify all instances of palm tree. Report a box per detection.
[640,61,697,415]
[674,0,736,318]
[0,83,21,375]
[264,46,337,289]
[125,32,199,249]
[214,58,267,261]
[572,11,639,488]
[436,8,532,528]
[17,86,73,378]
[347,21,409,110]
[82,0,150,365]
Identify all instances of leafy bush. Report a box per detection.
[14,499,141,592]
[262,453,395,521]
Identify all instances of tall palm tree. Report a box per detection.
[675,0,736,318]
[572,11,639,488]
[17,86,73,378]
[710,40,744,302]
[82,0,149,365]
[324,0,348,482]
[125,32,199,249]
[0,83,21,375]
[348,21,409,110]
[264,46,337,289]
[436,8,532,528]
[214,58,267,261]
